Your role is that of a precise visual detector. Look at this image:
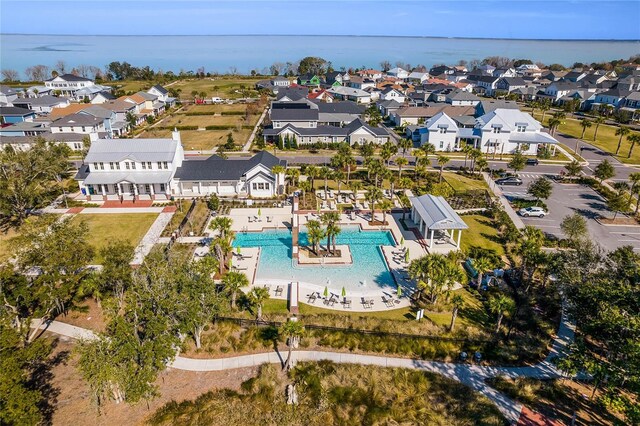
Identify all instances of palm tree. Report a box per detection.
[539,101,550,123]
[461,144,473,168]
[222,271,249,309]
[280,318,305,371]
[380,141,398,166]
[488,294,515,334]
[358,142,375,163]
[332,169,344,197]
[395,156,408,178]
[628,133,640,159]
[365,186,383,222]
[437,155,450,183]
[469,149,482,175]
[212,235,233,275]
[349,180,362,202]
[271,165,285,196]
[320,166,332,200]
[593,116,605,141]
[472,256,493,289]
[210,216,233,239]
[248,286,270,320]
[579,118,592,140]
[285,168,300,192]
[378,199,393,225]
[305,165,319,190]
[321,212,340,254]
[547,117,561,136]
[629,172,640,214]
[420,142,436,158]
[615,126,630,155]
[408,253,463,305]
[398,138,413,156]
[306,219,325,254]
[449,294,465,331]
[476,158,488,173]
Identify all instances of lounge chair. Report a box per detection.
[342,297,352,309]
[307,293,317,304]
[382,296,394,308]
[275,286,283,296]
[248,217,254,223]
[267,216,273,223]
[361,297,370,309]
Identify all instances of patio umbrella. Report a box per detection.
[323,286,329,298]
[341,286,346,297]
[258,208,262,217]
[237,246,242,255]
[397,284,402,297]
[400,236,405,246]
[404,248,410,264]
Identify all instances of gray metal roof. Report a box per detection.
[0,106,35,116]
[85,137,179,163]
[410,194,469,230]
[52,113,103,127]
[270,108,318,121]
[174,151,285,181]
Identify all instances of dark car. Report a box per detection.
[495,176,523,186]
[526,158,539,166]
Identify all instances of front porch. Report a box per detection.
[83,182,170,201]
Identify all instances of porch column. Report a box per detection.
[101,184,107,201]
[457,229,462,248]
[552,144,557,155]
[116,183,121,196]
[133,185,139,196]
[179,182,184,195]
[429,228,434,249]
[216,181,220,194]
[149,183,155,200]
[198,181,203,194]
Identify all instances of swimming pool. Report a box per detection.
[233,226,397,291]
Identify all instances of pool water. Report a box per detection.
[233,226,397,291]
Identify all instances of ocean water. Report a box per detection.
[1,34,638,78]
[232,226,397,291]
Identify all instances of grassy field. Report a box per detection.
[149,363,505,426]
[168,77,263,100]
[184,104,248,114]
[460,214,505,256]
[70,213,158,263]
[533,111,640,164]
[444,172,489,191]
[139,128,252,151]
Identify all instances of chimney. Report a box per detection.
[172,128,181,144]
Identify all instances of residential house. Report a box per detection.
[379,87,406,103]
[256,76,292,94]
[270,107,319,129]
[416,112,461,151]
[473,108,558,155]
[314,101,365,126]
[276,86,308,102]
[12,95,71,114]
[377,99,402,117]
[445,89,480,106]
[445,71,469,83]
[0,106,37,124]
[477,64,496,76]
[0,86,19,106]
[90,91,116,104]
[495,77,527,94]
[0,121,49,137]
[387,67,409,79]
[326,86,372,103]
[325,71,350,86]
[50,113,106,135]
[44,73,96,98]
[307,89,335,103]
[76,131,184,200]
[348,76,376,91]
[473,76,500,96]
[543,81,579,101]
[297,74,322,87]
[493,68,517,78]
[594,86,632,108]
[393,105,475,126]
[0,132,86,151]
[407,72,429,84]
[147,84,177,106]
[429,65,454,76]
[263,118,389,146]
[474,100,519,117]
[357,69,383,81]
[173,150,286,198]
[563,70,588,82]
[516,64,542,78]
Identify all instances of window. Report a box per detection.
[81,126,86,132]
[109,162,115,170]
[74,143,82,150]
[516,125,526,132]
[157,162,162,169]
[252,183,257,190]
[141,162,146,169]
[163,162,168,169]
[147,162,152,169]
[70,127,74,132]
[131,162,136,170]
[264,183,270,190]
[159,183,165,192]
[128,184,135,193]
[125,162,130,170]
[144,184,150,193]
[438,127,447,134]
[93,162,98,170]
[116,162,120,170]
[439,141,444,149]
[492,126,501,134]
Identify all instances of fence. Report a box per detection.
[214,316,489,345]
[165,199,198,253]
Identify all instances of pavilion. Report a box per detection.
[409,194,469,252]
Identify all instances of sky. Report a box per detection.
[1,0,639,40]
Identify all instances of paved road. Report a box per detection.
[34,310,575,424]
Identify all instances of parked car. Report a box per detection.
[518,206,548,217]
[526,158,539,166]
[211,97,223,103]
[495,176,523,186]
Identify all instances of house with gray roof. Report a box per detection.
[173,150,286,197]
[495,77,527,94]
[445,89,480,106]
[0,106,37,124]
[263,117,389,146]
[50,113,107,135]
[474,100,519,117]
[409,194,468,253]
[76,131,184,200]
[0,86,19,106]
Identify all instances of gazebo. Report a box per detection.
[409,194,469,252]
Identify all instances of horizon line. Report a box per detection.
[2,33,639,42]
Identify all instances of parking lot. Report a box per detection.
[496,172,640,252]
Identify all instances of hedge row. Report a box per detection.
[205,125,235,130]
[185,112,217,116]
[155,125,199,130]
[221,111,245,116]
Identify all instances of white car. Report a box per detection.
[211,97,224,104]
[518,206,548,217]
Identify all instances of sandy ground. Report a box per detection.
[46,334,259,426]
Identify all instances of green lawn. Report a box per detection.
[139,128,252,151]
[533,111,640,164]
[443,173,489,192]
[70,213,158,263]
[460,214,505,256]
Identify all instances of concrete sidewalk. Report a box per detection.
[483,172,526,230]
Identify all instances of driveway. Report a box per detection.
[496,172,640,252]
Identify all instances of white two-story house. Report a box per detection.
[76,131,184,200]
[44,74,96,99]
